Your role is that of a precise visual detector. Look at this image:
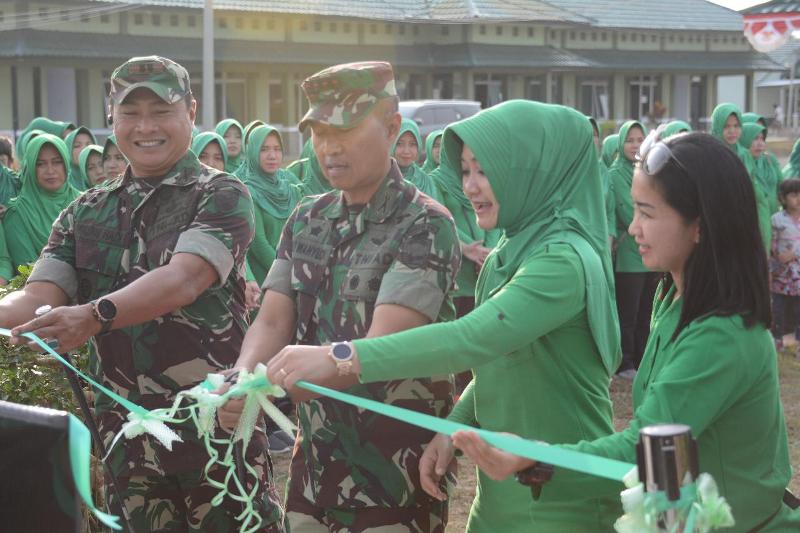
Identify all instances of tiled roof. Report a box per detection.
[546,0,744,31]
[0,28,779,72]
[742,1,800,15]
[88,0,742,28]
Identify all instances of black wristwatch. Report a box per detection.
[90,298,117,335]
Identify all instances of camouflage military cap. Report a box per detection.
[109,56,192,105]
[299,61,397,131]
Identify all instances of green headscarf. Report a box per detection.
[421,129,444,173]
[442,100,621,375]
[290,138,332,196]
[710,103,752,170]
[740,123,777,249]
[17,129,46,170]
[742,112,766,126]
[215,119,244,173]
[243,120,266,148]
[240,126,301,219]
[609,120,647,263]
[64,126,98,191]
[394,118,441,201]
[601,134,619,168]
[4,134,80,269]
[191,131,228,171]
[662,120,692,138]
[16,117,75,158]
[102,135,128,180]
[78,144,103,188]
[784,139,800,179]
[0,164,20,207]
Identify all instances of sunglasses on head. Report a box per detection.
[635,124,688,176]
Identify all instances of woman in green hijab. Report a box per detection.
[191,132,228,172]
[215,119,244,173]
[588,118,615,241]
[741,122,778,251]
[394,118,442,202]
[268,101,623,532]
[102,135,128,182]
[421,129,444,174]
[611,120,658,377]
[0,139,20,207]
[78,144,104,187]
[600,133,619,169]
[3,134,80,272]
[241,125,301,284]
[64,126,97,191]
[288,138,332,196]
[710,103,751,170]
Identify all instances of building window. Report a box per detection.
[61,10,69,21]
[441,25,449,36]
[620,33,627,42]
[152,14,161,26]
[344,22,351,33]
[134,13,143,25]
[100,14,110,23]
[474,73,508,108]
[370,23,377,34]
[580,32,586,40]
[550,30,557,39]
[330,22,337,32]
[81,13,90,23]
[570,31,576,39]
[512,26,519,37]
[235,17,243,29]
[314,21,322,31]
[580,78,611,120]
[480,25,486,35]
[525,76,545,102]
[496,26,503,36]
[187,15,196,27]
[170,14,179,26]
[722,36,728,43]
[218,18,227,29]
[528,27,534,38]
[628,75,662,121]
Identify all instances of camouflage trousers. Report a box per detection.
[285,476,447,533]
[106,454,285,533]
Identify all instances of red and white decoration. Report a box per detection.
[744,13,800,52]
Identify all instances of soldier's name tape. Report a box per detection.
[3,329,734,533]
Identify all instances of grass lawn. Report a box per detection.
[272,351,800,531]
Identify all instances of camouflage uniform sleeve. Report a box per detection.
[261,204,298,295]
[173,177,254,286]
[376,211,461,321]
[27,205,78,301]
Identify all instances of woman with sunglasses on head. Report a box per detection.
[451,130,800,532]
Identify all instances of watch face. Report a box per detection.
[331,343,352,361]
[97,299,117,320]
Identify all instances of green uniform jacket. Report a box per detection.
[561,285,800,532]
[356,245,622,531]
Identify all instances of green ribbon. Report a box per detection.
[68,414,123,530]
[2,329,734,533]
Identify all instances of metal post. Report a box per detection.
[202,0,215,130]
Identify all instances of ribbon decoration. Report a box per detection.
[3,329,734,532]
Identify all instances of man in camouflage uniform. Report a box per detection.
[1,56,283,532]
[220,61,461,533]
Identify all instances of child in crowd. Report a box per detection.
[771,178,800,355]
